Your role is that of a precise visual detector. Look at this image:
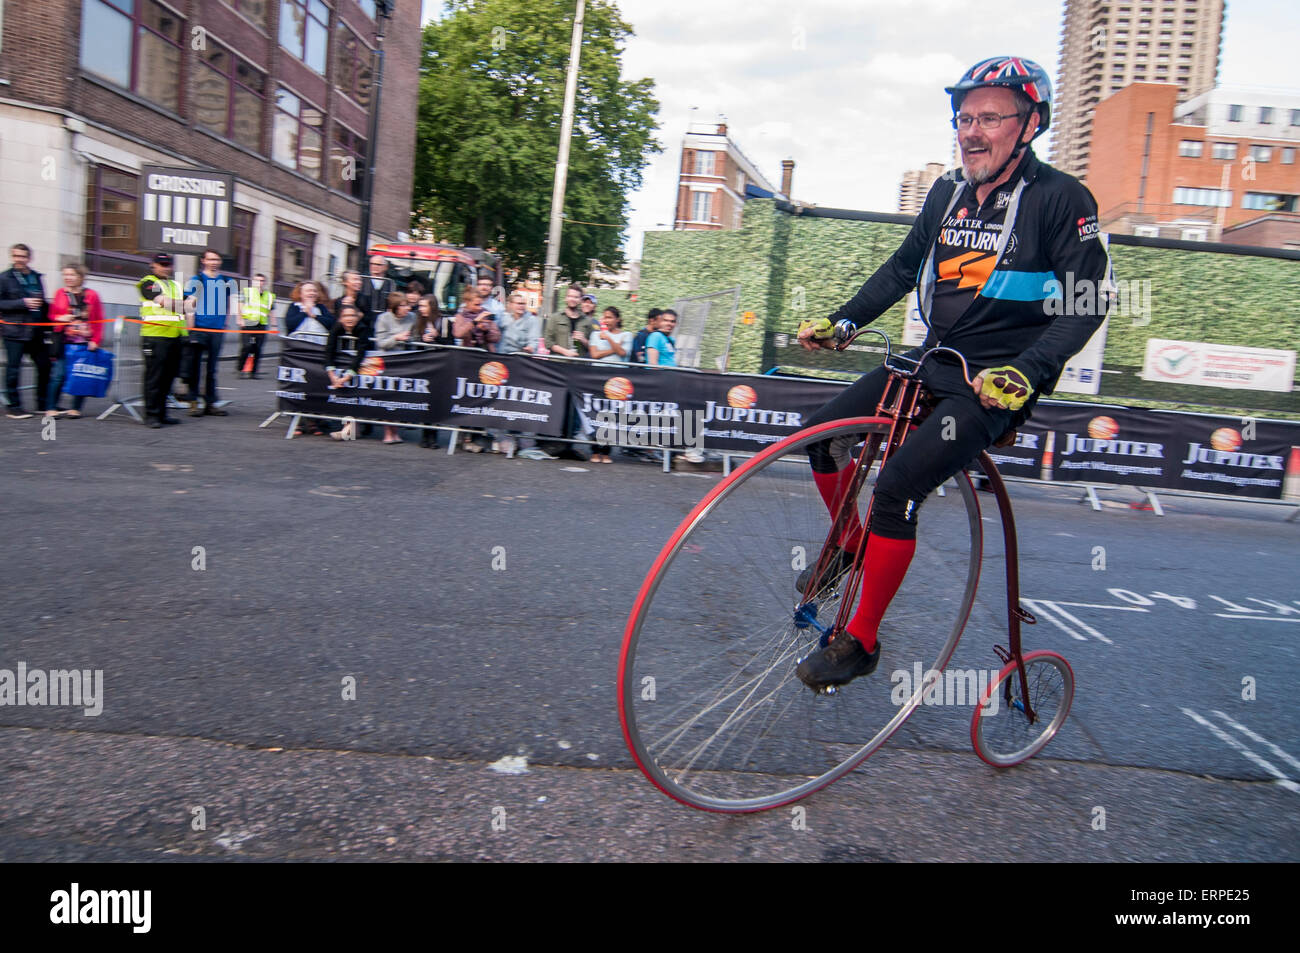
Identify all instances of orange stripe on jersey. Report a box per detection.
[936,250,997,290]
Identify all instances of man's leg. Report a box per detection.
[203,332,222,405]
[248,332,264,376]
[29,336,51,412]
[848,391,1013,648]
[160,338,183,419]
[798,383,1013,688]
[4,339,26,409]
[141,338,163,421]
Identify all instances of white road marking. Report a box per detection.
[1181,707,1300,794]
[1213,614,1300,623]
[1021,599,1087,642]
[1210,711,1300,775]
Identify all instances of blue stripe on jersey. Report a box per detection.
[979,269,1060,301]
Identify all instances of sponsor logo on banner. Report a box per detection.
[1175,421,1287,498]
[604,377,633,400]
[1142,338,1296,393]
[1049,410,1169,485]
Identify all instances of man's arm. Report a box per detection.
[0,273,29,314]
[826,177,953,328]
[1008,179,1111,392]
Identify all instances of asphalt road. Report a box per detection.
[1,374,1297,861]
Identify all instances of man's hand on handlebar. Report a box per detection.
[971,365,1033,411]
[797,317,847,351]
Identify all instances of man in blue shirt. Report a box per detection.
[183,249,236,416]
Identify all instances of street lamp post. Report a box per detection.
[357,1,395,269]
[540,0,586,327]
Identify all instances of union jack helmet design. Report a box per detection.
[946,56,1052,138]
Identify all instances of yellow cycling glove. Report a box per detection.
[980,365,1033,411]
[798,317,835,340]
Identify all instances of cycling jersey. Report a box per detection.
[829,148,1111,394]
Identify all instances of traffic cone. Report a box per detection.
[242,353,254,374]
[1284,446,1300,501]
[1039,430,1056,482]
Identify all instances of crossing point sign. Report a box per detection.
[138,165,235,255]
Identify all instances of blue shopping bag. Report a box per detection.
[63,345,115,398]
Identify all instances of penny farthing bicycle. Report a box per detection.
[617,326,1074,812]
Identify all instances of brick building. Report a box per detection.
[673,123,789,231]
[1052,0,1224,182]
[0,0,419,311]
[1089,83,1300,243]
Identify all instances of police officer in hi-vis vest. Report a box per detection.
[136,252,191,428]
[237,273,276,379]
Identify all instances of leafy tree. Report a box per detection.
[414,0,660,278]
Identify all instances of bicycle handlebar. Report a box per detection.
[831,323,976,388]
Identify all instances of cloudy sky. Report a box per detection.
[421,0,1294,258]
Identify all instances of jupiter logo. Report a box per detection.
[1087,416,1119,440]
[727,385,758,409]
[480,362,508,386]
[1210,428,1241,452]
[604,377,633,400]
[360,356,385,376]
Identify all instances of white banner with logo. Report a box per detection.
[1142,338,1296,393]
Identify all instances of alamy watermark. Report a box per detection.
[1043,272,1151,325]
[594,409,704,451]
[891,662,1000,713]
[0,662,103,716]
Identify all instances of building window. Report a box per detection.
[194,41,267,152]
[1177,140,1203,157]
[224,0,268,29]
[1283,148,1295,165]
[1250,145,1272,162]
[83,166,148,279]
[695,151,715,176]
[1291,109,1300,127]
[279,0,329,75]
[1242,192,1298,212]
[1133,225,1159,237]
[335,23,373,108]
[273,87,324,179]
[80,0,183,113]
[220,208,256,277]
[1210,141,1237,160]
[1180,227,1207,242]
[1227,104,1243,122]
[691,191,710,222]
[329,123,366,197]
[1259,107,1274,124]
[1172,187,1231,207]
[274,222,316,296]
[357,0,376,16]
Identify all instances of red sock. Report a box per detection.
[812,468,863,552]
[846,533,916,653]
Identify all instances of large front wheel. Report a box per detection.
[618,418,983,812]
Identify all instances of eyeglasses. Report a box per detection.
[952,112,1025,131]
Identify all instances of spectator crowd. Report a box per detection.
[2,243,683,463]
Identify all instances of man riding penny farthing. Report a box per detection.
[792,55,1112,692]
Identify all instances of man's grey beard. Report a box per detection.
[963,161,992,185]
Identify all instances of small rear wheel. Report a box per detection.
[970,650,1074,767]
